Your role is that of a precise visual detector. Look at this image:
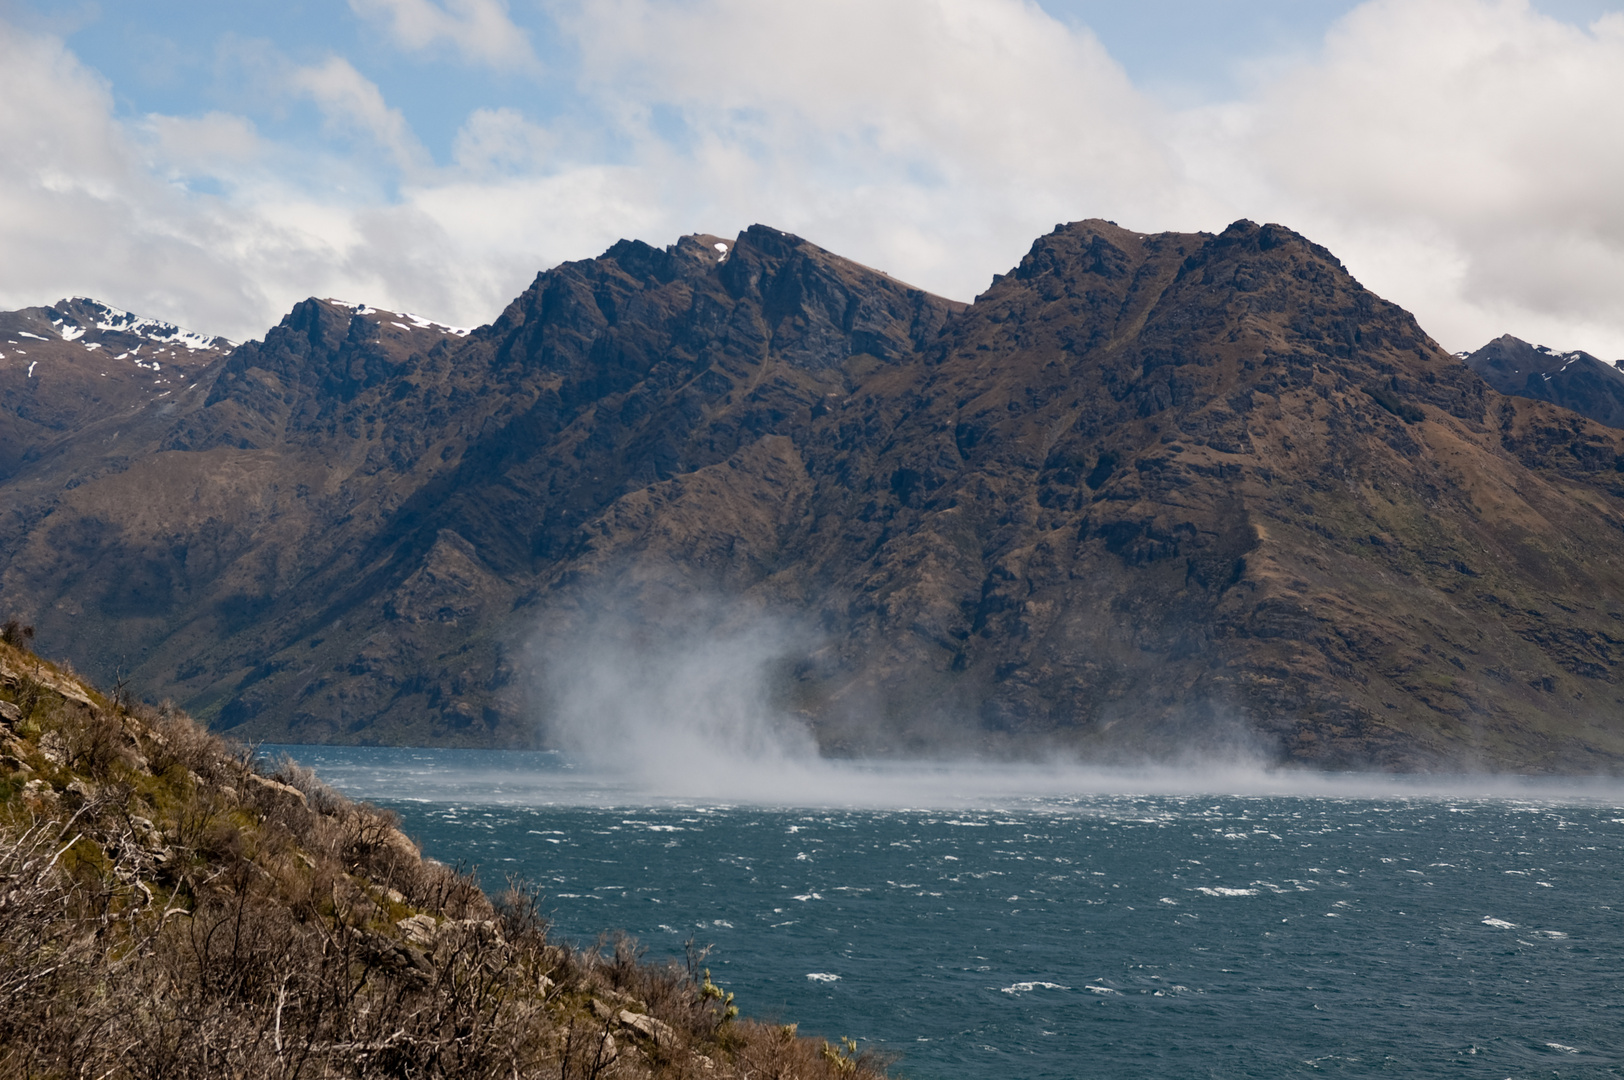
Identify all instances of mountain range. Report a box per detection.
[4,221,1624,770]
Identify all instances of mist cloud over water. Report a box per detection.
[536,596,822,786]
[272,741,1624,812]
[521,593,1624,809]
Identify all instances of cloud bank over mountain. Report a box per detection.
[0,0,1620,355]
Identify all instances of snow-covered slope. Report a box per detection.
[0,296,233,388]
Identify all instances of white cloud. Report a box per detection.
[0,23,268,336]
[349,0,540,72]
[287,56,430,175]
[557,0,1210,299]
[3,0,1624,360]
[142,111,265,169]
[1215,0,1624,355]
[450,106,556,175]
[0,20,558,340]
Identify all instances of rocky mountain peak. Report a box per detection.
[0,296,234,479]
[1461,333,1624,428]
[171,298,481,454]
[52,296,234,351]
[0,296,234,354]
[682,218,1624,766]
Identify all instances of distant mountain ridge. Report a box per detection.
[4,223,1624,771]
[0,297,232,479]
[1460,334,1624,429]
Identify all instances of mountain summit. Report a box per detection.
[3,222,1624,769]
[1460,334,1624,429]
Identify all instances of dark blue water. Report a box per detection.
[268,746,1624,1078]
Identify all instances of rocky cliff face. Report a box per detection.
[4,220,1624,768]
[531,221,1624,769]
[788,222,1624,767]
[0,228,960,747]
[1461,334,1624,429]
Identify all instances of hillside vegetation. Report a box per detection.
[0,629,889,1079]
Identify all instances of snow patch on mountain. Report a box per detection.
[69,298,232,352]
[327,298,472,337]
[1531,343,1596,373]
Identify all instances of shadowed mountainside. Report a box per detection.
[536,221,1624,769]
[1461,334,1624,429]
[5,220,1624,769]
[0,229,960,747]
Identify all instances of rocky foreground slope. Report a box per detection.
[0,631,888,1078]
[3,222,1624,769]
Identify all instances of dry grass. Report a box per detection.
[0,639,892,1079]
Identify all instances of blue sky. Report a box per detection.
[33,2,1368,160]
[2,0,1623,355]
[36,1,1622,146]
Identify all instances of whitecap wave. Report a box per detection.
[1001,981,1071,994]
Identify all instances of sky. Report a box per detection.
[1,0,1622,357]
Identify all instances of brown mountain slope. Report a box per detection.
[0,299,481,737]
[6,220,1624,768]
[0,229,960,746]
[0,297,230,480]
[529,221,1624,769]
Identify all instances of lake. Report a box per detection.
[267,746,1624,1079]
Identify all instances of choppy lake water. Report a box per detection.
[267,746,1624,1079]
